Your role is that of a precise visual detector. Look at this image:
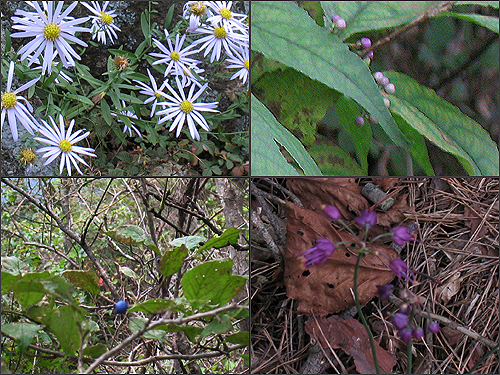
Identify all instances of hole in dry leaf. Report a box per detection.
[302,270,310,277]
[327,283,335,289]
[297,229,304,236]
[345,252,351,258]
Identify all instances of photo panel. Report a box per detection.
[1,1,248,177]
[250,1,499,176]
[1,177,249,374]
[250,177,499,374]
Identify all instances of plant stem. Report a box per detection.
[354,252,380,374]
[407,342,413,374]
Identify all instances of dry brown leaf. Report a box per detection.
[376,193,413,228]
[286,178,368,220]
[372,178,399,191]
[441,326,463,346]
[436,272,461,304]
[284,202,399,316]
[306,315,396,374]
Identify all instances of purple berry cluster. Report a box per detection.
[331,14,347,30]
[373,71,395,108]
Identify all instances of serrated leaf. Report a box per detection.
[160,245,188,277]
[181,259,247,310]
[199,228,243,251]
[321,1,438,39]
[252,1,408,148]
[385,71,499,175]
[251,95,322,176]
[62,270,100,297]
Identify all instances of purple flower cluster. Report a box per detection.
[389,310,439,345]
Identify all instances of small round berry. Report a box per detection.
[336,18,346,29]
[365,50,374,60]
[385,83,396,94]
[355,116,365,126]
[115,300,128,314]
[373,72,384,82]
[383,97,391,108]
[332,14,341,22]
[360,37,372,49]
[379,76,390,86]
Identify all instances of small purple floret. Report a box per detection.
[301,238,336,268]
[323,205,340,221]
[390,226,414,246]
[391,312,409,330]
[428,321,439,334]
[376,283,394,300]
[355,209,377,230]
[389,259,415,284]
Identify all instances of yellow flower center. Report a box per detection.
[180,100,194,113]
[244,59,249,70]
[19,148,36,164]
[170,51,180,61]
[43,23,61,41]
[154,91,162,99]
[1,92,17,109]
[59,139,72,153]
[190,1,207,16]
[214,26,227,39]
[220,8,232,20]
[100,11,114,25]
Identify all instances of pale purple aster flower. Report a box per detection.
[34,114,96,176]
[150,31,201,78]
[11,1,90,75]
[1,61,40,141]
[192,21,248,62]
[81,1,121,44]
[206,1,248,33]
[111,100,143,138]
[225,46,249,84]
[183,1,212,20]
[133,69,169,118]
[156,77,219,141]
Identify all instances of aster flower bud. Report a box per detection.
[323,205,340,221]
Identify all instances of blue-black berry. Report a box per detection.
[115,300,128,314]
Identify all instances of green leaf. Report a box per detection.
[200,314,233,337]
[253,67,340,147]
[252,1,408,148]
[1,256,28,275]
[141,12,151,41]
[2,323,40,353]
[441,12,499,33]
[455,1,499,8]
[119,266,140,280]
[160,244,188,277]
[385,71,499,175]
[101,99,112,125]
[1,271,21,294]
[199,228,243,251]
[104,225,160,255]
[170,236,205,250]
[251,95,322,176]
[12,272,51,308]
[164,4,175,29]
[181,259,247,310]
[308,143,365,175]
[334,95,372,172]
[225,331,250,345]
[48,305,83,356]
[128,298,186,314]
[154,323,204,342]
[82,343,107,358]
[321,1,438,39]
[62,270,100,297]
[392,113,435,175]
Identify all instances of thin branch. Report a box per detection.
[361,2,458,57]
